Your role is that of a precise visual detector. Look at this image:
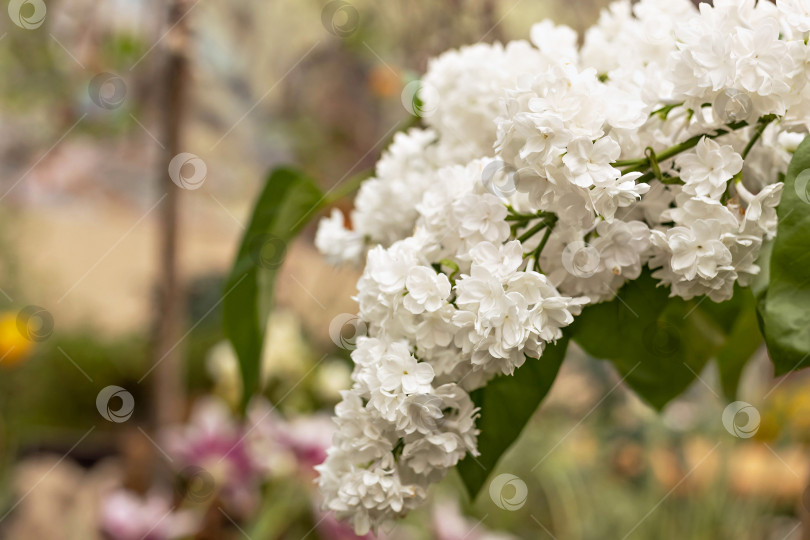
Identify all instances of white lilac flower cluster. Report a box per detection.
[315,0,810,533]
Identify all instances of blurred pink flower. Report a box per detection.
[100,490,197,540]
[314,507,382,540]
[162,397,258,511]
[277,414,335,470]
[432,500,517,540]
[246,398,334,476]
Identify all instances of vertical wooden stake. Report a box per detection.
[151,0,191,428]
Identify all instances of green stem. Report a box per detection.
[650,102,683,120]
[517,219,550,243]
[534,226,554,257]
[526,224,556,269]
[506,210,556,221]
[617,120,751,175]
[612,158,647,168]
[438,258,460,282]
[645,147,663,182]
[392,438,405,458]
[741,116,775,159]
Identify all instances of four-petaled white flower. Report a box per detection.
[562,137,622,188]
[379,351,435,394]
[667,220,733,281]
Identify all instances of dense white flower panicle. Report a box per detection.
[352,128,442,246]
[314,0,805,532]
[530,21,578,61]
[453,241,587,374]
[314,128,449,265]
[316,337,480,534]
[582,0,690,75]
[421,41,551,163]
[669,0,803,120]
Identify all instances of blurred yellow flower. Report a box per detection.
[0,312,33,368]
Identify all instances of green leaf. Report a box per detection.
[751,240,772,303]
[751,240,772,348]
[457,337,568,500]
[700,287,762,400]
[569,269,725,410]
[223,167,324,411]
[716,306,762,401]
[759,134,810,374]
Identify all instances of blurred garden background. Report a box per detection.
[1,0,810,538]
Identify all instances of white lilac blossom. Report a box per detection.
[677,138,744,199]
[314,0,806,532]
[420,41,553,163]
[315,208,365,266]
